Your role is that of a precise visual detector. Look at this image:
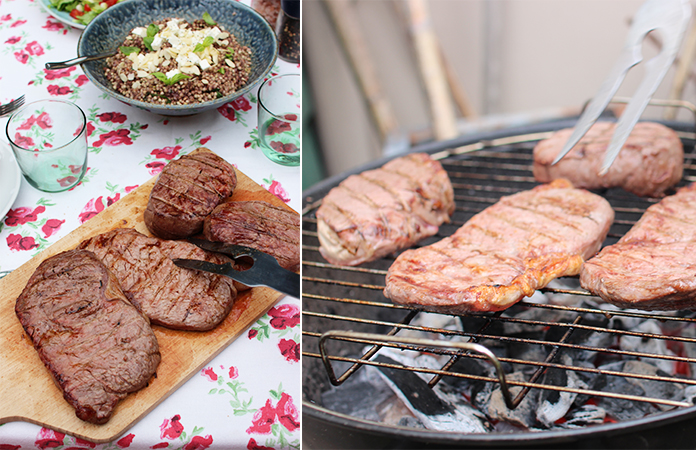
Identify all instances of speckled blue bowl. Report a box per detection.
[78,0,278,116]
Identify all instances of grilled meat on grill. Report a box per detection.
[79,228,237,331]
[203,200,300,272]
[581,183,696,310]
[15,249,161,424]
[316,153,455,266]
[533,121,683,197]
[384,179,615,313]
[144,150,237,240]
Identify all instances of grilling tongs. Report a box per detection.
[172,238,300,299]
[552,0,691,174]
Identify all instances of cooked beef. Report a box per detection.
[79,228,237,331]
[15,249,160,424]
[384,179,615,313]
[315,152,455,266]
[580,183,696,310]
[144,150,237,240]
[203,200,300,272]
[533,121,683,197]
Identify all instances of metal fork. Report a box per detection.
[0,94,25,117]
[552,0,691,174]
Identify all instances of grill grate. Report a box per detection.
[302,122,696,416]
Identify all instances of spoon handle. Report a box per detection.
[45,51,116,70]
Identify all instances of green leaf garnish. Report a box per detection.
[218,67,225,74]
[202,12,216,26]
[119,46,140,55]
[153,72,191,85]
[146,23,159,37]
[193,36,215,53]
[143,36,154,51]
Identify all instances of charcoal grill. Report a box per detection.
[302,112,696,448]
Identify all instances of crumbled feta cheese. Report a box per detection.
[132,27,147,38]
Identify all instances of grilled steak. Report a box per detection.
[316,152,455,266]
[580,183,696,310]
[144,150,237,240]
[15,249,160,424]
[533,121,683,197]
[203,200,300,272]
[79,228,237,331]
[384,179,615,313]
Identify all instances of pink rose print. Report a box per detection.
[270,141,298,154]
[12,132,34,149]
[35,428,65,449]
[184,435,213,450]
[268,304,300,330]
[160,414,184,440]
[246,399,276,434]
[146,161,166,176]
[151,145,181,160]
[57,175,78,188]
[7,234,39,252]
[244,141,252,148]
[43,20,65,32]
[125,185,139,193]
[76,74,89,86]
[229,366,239,379]
[107,193,121,207]
[231,97,252,112]
[247,438,274,450]
[14,51,28,64]
[248,328,258,339]
[45,67,76,80]
[152,444,169,449]
[79,197,106,223]
[42,218,65,238]
[97,112,127,123]
[218,103,236,121]
[201,366,218,382]
[75,437,97,448]
[34,112,52,129]
[276,393,300,432]
[86,122,95,136]
[93,129,133,147]
[1,14,12,22]
[200,135,211,145]
[0,444,21,450]
[278,338,300,363]
[267,180,290,203]
[5,205,45,226]
[265,119,291,136]
[116,433,135,448]
[47,85,73,96]
[25,41,44,56]
[5,36,20,44]
[11,20,27,27]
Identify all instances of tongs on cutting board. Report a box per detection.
[172,238,300,299]
[552,0,691,174]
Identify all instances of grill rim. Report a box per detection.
[301,116,696,445]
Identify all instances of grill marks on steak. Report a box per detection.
[316,153,455,266]
[384,179,615,313]
[533,121,683,197]
[144,151,237,240]
[203,200,300,272]
[15,249,160,424]
[79,228,237,331]
[580,183,696,310]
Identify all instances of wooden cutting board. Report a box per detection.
[0,148,296,443]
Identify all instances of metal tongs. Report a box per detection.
[172,238,300,299]
[552,0,691,174]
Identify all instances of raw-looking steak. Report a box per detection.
[15,249,160,424]
[203,200,300,272]
[384,179,615,313]
[79,227,237,331]
[580,183,696,310]
[533,121,683,198]
[144,150,237,240]
[316,152,455,266]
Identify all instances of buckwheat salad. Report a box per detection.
[104,14,253,105]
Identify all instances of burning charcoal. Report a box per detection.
[619,320,676,374]
[683,385,696,405]
[592,361,662,421]
[559,403,607,428]
[488,371,538,429]
[620,360,685,411]
[536,354,590,427]
[320,366,395,422]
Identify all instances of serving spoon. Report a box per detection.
[45,50,117,70]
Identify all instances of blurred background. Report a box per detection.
[302,0,696,190]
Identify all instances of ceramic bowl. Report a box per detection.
[78,0,278,116]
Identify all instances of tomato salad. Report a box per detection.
[48,0,123,26]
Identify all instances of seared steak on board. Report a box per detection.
[384,179,614,313]
[581,183,696,310]
[15,249,160,424]
[144,150,237,240]
[203,200,300,272]
[79,228,237,331]
[316,153,455,266]
[533,121,683,198]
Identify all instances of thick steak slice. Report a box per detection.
[316,153,455,266]
[533,121,683,198]
[79,228,237,331]
[15,249,160,424]
[384,179,615,313]
[144,150,237,240]
[203,200,300,272]
[580,183,696,310]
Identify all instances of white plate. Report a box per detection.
[39,0,86,30]
[0,140,21,221]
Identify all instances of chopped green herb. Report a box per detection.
[202,12,216,26]
[193,36,215,53]
[119,46,140,55]
[225,48,235,58]
[153,72,191,85]
[218,67,225,74]
[146,23,159,37]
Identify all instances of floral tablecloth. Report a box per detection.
[0,0,301,449]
